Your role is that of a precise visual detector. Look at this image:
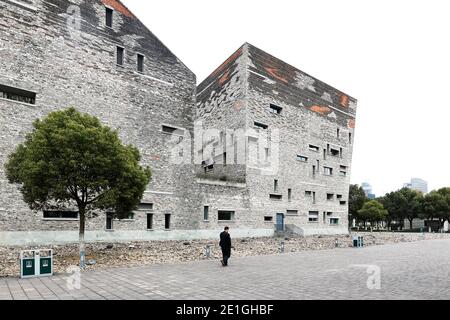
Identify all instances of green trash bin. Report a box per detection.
[20,249,53,278]
[352,236,364,248]
[21,251,36,277]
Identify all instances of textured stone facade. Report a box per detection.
[0,0,357,245]
[196,43,357,236]
[0,0,199,238]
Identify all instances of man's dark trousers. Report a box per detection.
[221,247,231,266]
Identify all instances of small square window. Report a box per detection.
[324,167,333,176]
[330,148,340,157]
[264,216,273,222]
[330,218,339,225]
[308,211,319,222]
[269,104,282,114]
[327,193,334,200]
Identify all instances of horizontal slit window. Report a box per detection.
[269,104,282,114]
[254,122,268,130]
[330,148,340,156]
[330,218,339,225]
[43,211,78,219]
[162,125,184,135]
[269,194,282,200]
[0,84,36,105]
[218,210,235,221]
[138,203,153,211]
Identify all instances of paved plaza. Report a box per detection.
[1,239,450,300]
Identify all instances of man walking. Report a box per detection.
[219,226,232,266]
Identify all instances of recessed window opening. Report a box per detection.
[106,7,113,27]
[116,46,124,66]
[0,84,36,105]
[218,210,235,221]
[254,122,268,130]
[269,104,282,114]
[137,54,144,73]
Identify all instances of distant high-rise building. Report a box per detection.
[361,182,376,199]
[403,178,428,194]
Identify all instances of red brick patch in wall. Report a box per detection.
[340,94,349,108]
[219,70,231,86]
[310,105,331,115]
[265,67,288,84]
[210,48,243,79]
[348,119,356,129]
[101,0,134,18]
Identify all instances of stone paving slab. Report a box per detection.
[1,239,450,300]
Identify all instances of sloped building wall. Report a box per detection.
[0,0,198,236]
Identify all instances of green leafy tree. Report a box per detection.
[5,108,151,267]
[358,200,388,231]
[349,184,367,226]
[379,188,423,230]
[398,188,423,229]
[420,188,450,229]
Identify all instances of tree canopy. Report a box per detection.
[358,200,388,224]
[5,108,151,266]
[349,184,367,223]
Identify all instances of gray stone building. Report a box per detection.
[0,0,357,245]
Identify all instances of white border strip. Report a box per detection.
[134,72,173,87]
[3,0,37,11]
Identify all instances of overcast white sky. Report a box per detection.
[123,0,449,196]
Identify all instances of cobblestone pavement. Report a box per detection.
[1,239,449,300]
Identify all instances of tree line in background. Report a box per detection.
[349,184,450,232]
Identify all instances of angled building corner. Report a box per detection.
[196,42,358,236]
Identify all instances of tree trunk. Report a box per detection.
[79,206,86,269]
[409,218,413,230]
